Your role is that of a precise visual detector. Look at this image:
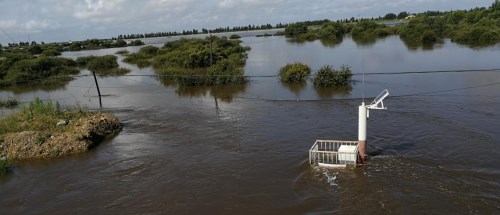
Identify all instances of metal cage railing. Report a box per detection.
[309,140,359,168]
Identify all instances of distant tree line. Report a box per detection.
[113,23,283,40]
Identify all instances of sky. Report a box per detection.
[0,0,494,45]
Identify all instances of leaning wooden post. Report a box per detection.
[92,71,102,109]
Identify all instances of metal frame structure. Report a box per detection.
[309,140,359,168]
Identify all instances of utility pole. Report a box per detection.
[92,71,102,109]
[209,30,213,66]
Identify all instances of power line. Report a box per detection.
[235,82,500,102]
[3,68,500,85]
[0,26,16,44]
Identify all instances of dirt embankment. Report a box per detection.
[0,112,122,160]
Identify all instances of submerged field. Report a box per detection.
[0,33,498,214]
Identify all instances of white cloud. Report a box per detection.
[0,0,493,44]
[0,19,59,33]
[73,0,126,22]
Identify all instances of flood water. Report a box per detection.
[1,35,499,214]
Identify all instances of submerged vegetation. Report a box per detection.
[0,97,19,108]
[0,52,79,87]
[279,63,311,83]
[123,45,158,68]
[77,55,131,76]
[0,157,11,175]
[284,2,500,47]
[123,36,250,86]
[0,98,122,160]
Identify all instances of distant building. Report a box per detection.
[405,15,416,20]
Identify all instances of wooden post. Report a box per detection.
[92,71,102,109]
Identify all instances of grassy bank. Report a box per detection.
[0,98,122,160]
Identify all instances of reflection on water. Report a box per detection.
[319,37,343,48]
[314,85,352,99]
[351,35,379,46]
[401,38,444,51]
[281,82,307,96]
[1,78,72,94]
[176,84,247,103]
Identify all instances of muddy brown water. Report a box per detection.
[1,35,499,214]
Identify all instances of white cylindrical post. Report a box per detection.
[358,102,367,163]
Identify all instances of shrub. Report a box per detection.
[0,97,19,108]
[85,55,119,71]
[0,57,79,86]
[285,22,308,36]
[139,46,159,57]
[279,63,311,83]
[95,67,131,77]
[129,40,144,46]
[41,49,61,57]
[0,157,12,175]
[123,53,152,68]
[115,50,129,55]
[176,60,245,86]
[313,65,352,87]
[151,37,249,86]
[229,35,241,39]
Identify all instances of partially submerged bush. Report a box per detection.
[229,35,241,39]
[115,50,129,55]
[176,60,245,86]
[129,39,144,46]
[40,49,61,57]
[151,37,249,86]
[86,55,119,71]
[279,63,311,83]
[0,56,79,87]
[0,97,19,108]
[0,157,12,175]
[77,55,130,75]
[122,46,159,68]
[313,65,352,87]
[95,67,131,77]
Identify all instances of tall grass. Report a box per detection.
[0,98,87,136]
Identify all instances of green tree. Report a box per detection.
[115,39,127,47]
[28,45,43,55]
[284,22,308,36]
[384,13,397,20]
[129,40,144,46]
[397,11,409,19]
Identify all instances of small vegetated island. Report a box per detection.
[0,98,122,174]
[122,36,250,86]
[0,48,128,174]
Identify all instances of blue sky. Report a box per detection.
[0,0,493,45]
